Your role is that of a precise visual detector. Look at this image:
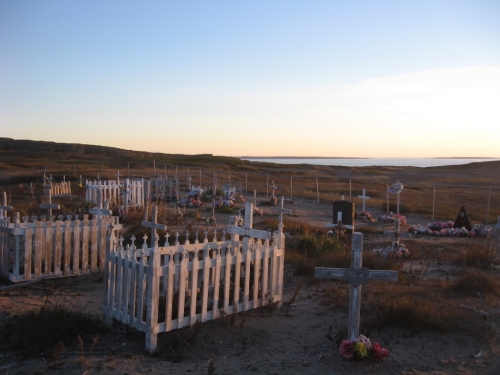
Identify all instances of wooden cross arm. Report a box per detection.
[226,225,271,239]
[39,203,60,210]
[315,267,398,286]
[141,220,167,231]
[0,205,13,211]
[89,208,112,216]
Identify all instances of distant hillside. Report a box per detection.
[0,138,250,169]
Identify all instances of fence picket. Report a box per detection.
[24,228,33,280]
[54,221,62,276]
[73,219,81,275]
[189,249,199,326]
[90,217,98,272]
[34,221,43,278]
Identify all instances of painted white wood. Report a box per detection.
[357,189,370,212]
[315,232,398,340]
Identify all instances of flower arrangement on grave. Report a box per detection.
[357,211,375,222]
[408,223,485,237]
[373,243,410,258]
[339,335,390,362]
[377,213,406,226]
[388,181,404,195]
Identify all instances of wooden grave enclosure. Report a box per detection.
[103,201,288,352]
[0,213,122,282]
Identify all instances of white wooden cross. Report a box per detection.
[271,196,291,225]
[115,170,122,185]
[270,180,277,197]
[89,199,112,218]
[226,201,271,241]
[141,205,167,245]
[39,187,60,217]
[315,233,398,340]
[357,189,370,212]
[0,191,13,218]
[187,174,192,191]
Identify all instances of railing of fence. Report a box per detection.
[0,214,122,282]
[103,227,285,352]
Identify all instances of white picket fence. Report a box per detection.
[86,178,145,208]
[0,213,122,282]
[51,181,72,196]
[103,203,286,352]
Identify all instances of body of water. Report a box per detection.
[241,157,500,168]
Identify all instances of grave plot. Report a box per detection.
[104,200,290,352]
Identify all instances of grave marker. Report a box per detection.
[315,233,398,340]
[357,189,370,212]
[271,197,291,248]
[226,202,271,241]
[454,205,473,231]
[141,205,167,244]
[0,192,13,218]
[39,188,60,217]
[327,200,355,230]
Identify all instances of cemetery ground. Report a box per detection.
[1,195,500,375]
[0,150,500,373]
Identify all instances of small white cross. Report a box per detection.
[357,189,370,212]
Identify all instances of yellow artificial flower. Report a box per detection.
[355,342,368,358]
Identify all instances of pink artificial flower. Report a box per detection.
[339,340,356,359]
[372,342,390,362]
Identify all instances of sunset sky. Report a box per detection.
[1,0,499,158]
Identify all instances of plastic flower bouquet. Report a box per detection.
[339,335,389,362]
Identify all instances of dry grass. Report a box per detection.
[0,299,107,357]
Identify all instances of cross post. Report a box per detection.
[271,196,291,248]
[115,170,122,185]
[89,199,112,219]
[226,202,271,241]
[315,232,398,340]
[141,205,167,246]
[39,187,60,217]
[357,189,370,212]
[0,191,13,218]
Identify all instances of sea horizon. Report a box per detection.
[239,157,500,168]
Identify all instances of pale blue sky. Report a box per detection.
[1,0,499,157]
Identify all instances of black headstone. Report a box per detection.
[332,200,355,226]
[453,205,473,231]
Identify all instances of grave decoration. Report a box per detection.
[373,219,410,258]
[326,200,354,237]
[454,205,473,231]
[315,233,397,362]
[408,222,483,237]
[269,180,278,206]
[356,189,375,222]
[378,212,407,226]
[388,180,404,214]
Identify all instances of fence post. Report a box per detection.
[432,186,436,221]
[486,188,491,224]
[146,233,160,353]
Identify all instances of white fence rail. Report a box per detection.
[0,213,122,282]
[86,178,145,208]
[103,209,285,352]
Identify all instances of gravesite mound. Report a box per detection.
[1,140,500,374]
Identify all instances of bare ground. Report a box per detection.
[1,196,500,375]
